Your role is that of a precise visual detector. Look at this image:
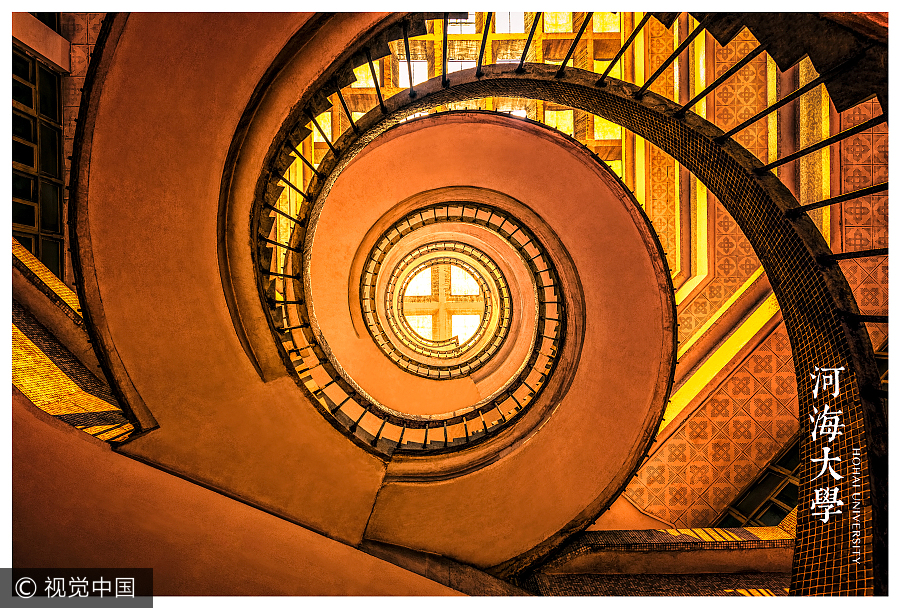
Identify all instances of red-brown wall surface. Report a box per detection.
[12,389,459,596]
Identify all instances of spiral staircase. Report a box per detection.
[12,11,887,596]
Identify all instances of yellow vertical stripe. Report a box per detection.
[820,80,832,246]
[694,18,706,119]
[675,179,708,304]
[677,266,766,357]
[767,55,778,175]
[660,291,780,432]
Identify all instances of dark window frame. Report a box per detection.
[714,433,801,528]
[12,43,65,279]
[30,13,62,35]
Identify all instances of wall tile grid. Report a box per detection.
[624,29,789,528]
[646,19,679,273]
[838,100,888,349]
[626,323,798,527]
[58,13,105,289]
[624,50,886,543]
[677,29,765,342]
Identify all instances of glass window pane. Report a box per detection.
[398,61,429,87]
[544,12,573,33]
[32,12,60,33]
[494,39,525,62]
[40,237,62,279]
[593,13,621,33]
[13,140,36,167]
[718,513,743,528]
[447,60,475,74]
[13,202,37,227]
[757,503,789,527]
[405,267,432,296]
[13,50,33,82]
[776,440,801,473]
[13,173,36,201]
[405,315,433,340]
[452,315,481,344]
[13,78,34,108]
[736,472,784,516]
[450,266,479,295]
[13,112,35,142]
[14,233,35,253]
[38,65,60,121]
[39,123,61,177]
[776,482,799,507]
[40,181,62,233]
[495,12,525,34]
[448,13,476,34]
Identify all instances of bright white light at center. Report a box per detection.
[406,315,433,340]
[452,314,481,344]
[405,267,432,296]
[450,266,479,295]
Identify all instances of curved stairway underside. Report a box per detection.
[67,12,886,592]
[71,12,675,576]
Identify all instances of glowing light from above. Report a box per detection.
[594,116,622,141]
[593,12,621,32]
[450,265,480,295]
[606,160,623,178]
[544,12,573,33]
[447,13,477,34]
[495,12,525,33]
[398,61,429,87]
[452,315,481,344]
[405,315,433,340]
[594,59,622,79]
[447,60,476,74]
[405,267,432,296]
[312,111,331,142]
[544,109,574,137]
[351,64,378,88]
